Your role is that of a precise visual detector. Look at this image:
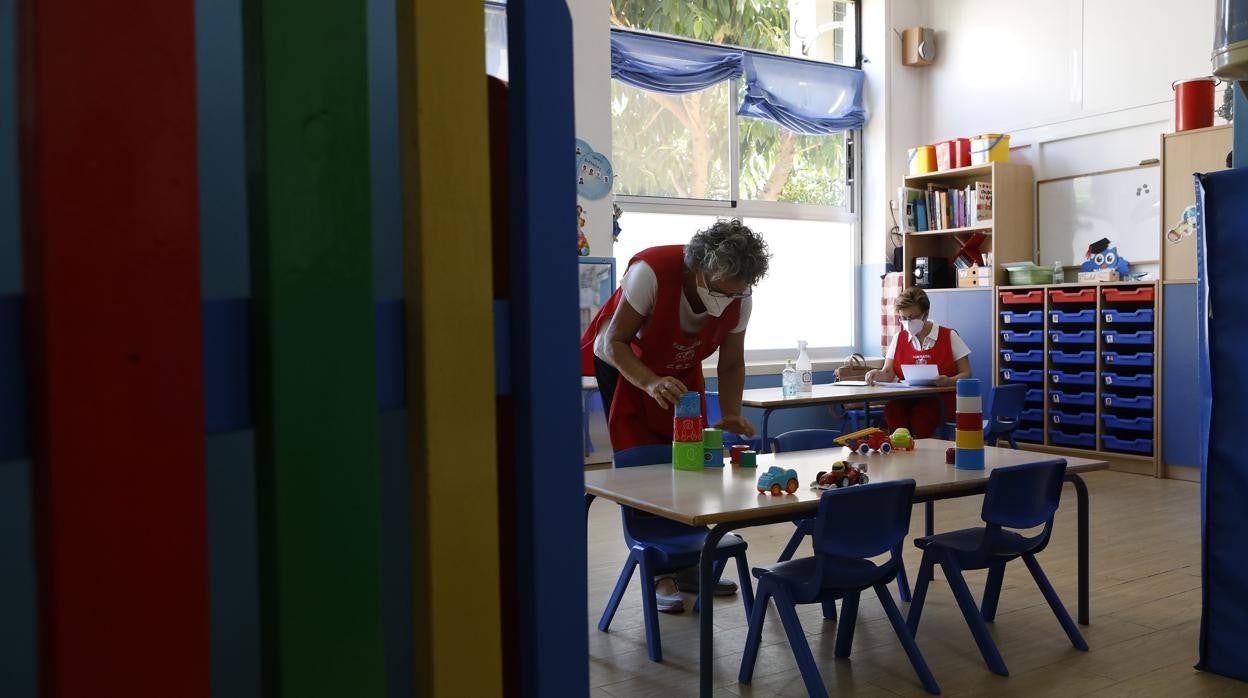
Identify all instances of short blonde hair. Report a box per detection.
[895,287,930,315]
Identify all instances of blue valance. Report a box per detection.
[610,30,744,95]
[737,53,866,135]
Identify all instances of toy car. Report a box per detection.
[889,428,916,451]
[757,466,800,495]
[812,461,869,489]
[836,427,893,455]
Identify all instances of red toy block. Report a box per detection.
[956,412,984,431]
[673,416,703,442]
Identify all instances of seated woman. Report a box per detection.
[865,287,972,438]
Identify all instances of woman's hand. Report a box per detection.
[645,375,689,409]
[865,369,881,385]
[715,415,756,438]
[933,375,954,387]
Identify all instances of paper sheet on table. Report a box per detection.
[833,380,869,386]
[874,381,923,389]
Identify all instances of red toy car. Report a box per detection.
[812,461,869,489]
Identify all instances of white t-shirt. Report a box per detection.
[617,261,752,335]
[885,321,971,362]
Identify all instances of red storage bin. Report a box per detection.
[999,289,1043,305]
[1049,288,1096,303]
[934,139,971,170]
[1102,286,1155,303]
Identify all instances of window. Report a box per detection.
[610,0,861,359]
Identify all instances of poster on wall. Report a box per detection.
[575,138,613,200]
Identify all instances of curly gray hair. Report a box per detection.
[683,219,771,286]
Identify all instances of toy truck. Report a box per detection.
[889,427,916,451]
[812,461,869,489]
[835,427,893,455]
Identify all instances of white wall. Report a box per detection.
[567,0,614,258]
[920,0,1229,182]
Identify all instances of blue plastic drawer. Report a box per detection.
[1020,408,1043,423]
[1001,368,1044,384]
[1103,372,1153,389]
[1103,393,1153,410]
[1050,330,1096,344]
[1049,370,1096,386]
[1102,414,1154,432]
[1102,308,1154,324]
[1001,329,1044,344]
[1000,309,1044,325]
[1102,351,1154,367]
[1051,410,1095,427]
[1104,330,1154,346]
[1050,390,1095,407]
[1026,389,1044,404]
[1015,427,1044,443]
[1049,309,1096,324]
[1049,350,1096,365]
[1000,348,1044,363]
[1102,434,1153,454]
[1050,430,1096,448]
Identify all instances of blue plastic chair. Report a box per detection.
[984,383,1026,448]
[830,402,886,433]
[706,391,764,452]
[906,459,1086,676]
[739,480,940,696]
[598,444,755,662]
[770,430,842,564]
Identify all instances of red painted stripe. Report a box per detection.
[19,2,209,696]
[956,412,984,430]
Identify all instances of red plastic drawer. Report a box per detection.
[999,290,1043,305]
[1102,286,1155,303]
[1049,288,1095,303]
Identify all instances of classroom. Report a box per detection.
[3,1,1248,697]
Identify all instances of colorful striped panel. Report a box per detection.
[18,0,210,693]
[242,1,384,695]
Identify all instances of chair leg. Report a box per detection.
[598,554,638,632]
[1022,553,1088,651]
[771,586,827,698]
[894,543,912,602]
[821,599,838,622]
[1007,434,1018,449]
[733,552,755,619]
[777,524,807,562]
[834,591,860,658]
[942,556,1009,676]
[906,553,936,635]
[876,583,941,695]
[636,552,664,662]
[981,562,1006,622]
[738,584,772,685]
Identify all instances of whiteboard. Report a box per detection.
[1037,165,1160,269]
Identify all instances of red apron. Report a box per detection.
[894,325,958,416]
[579,246,740,450]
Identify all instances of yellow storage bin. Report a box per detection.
[970,133,1010,165]
[908,145,936,175]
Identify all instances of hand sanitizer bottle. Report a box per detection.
[782,360,798,398]
[1052,260,1063,284]
[796,340,813,395]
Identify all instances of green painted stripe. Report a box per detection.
[243,2,384,696]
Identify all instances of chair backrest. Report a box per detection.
[811,479,917,561]
[771,428,842,454]
[980,459,1067,531]
[613,443,673,469]
[985,383,1026,435]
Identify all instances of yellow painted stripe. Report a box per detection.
[397,2,502,695]
[955,429,985,450]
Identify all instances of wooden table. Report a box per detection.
[740,383,955,443]
[585,440,1107,698]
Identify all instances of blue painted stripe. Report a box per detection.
[375,299,406,411]
[0,295,24,462]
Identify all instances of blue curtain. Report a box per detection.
[738,53,865,135]
[610,29,743,95]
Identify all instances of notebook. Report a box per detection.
[900,363,940,386]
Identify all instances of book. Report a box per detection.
[975,181,993,222]
[897,186,926,233]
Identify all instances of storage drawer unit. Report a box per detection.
[1000,309,1044,324]
[1049,350,1096,365]
[1050,288,1096,303]
[1049,390,1096,407]
[1103,308,1154,324]
[1102,351,1154,367]
[1103,286,1155,303]
[1102,414,1154,432]
[1001,329,1044,343]
[1102,434,1154,454]
[1049,370,1096,386]
[1103,393,1153,410]
[1015,427,1044,443]
[1103,372,1153,389]
[1050,330,1097,344]
[1000,348,1043,363]
[1051,430,1096,448]
[1051,410,1095,427]
[1001,368,1044,384]
[1104,330,1154,345]
[1000,290,1044,305]
[1050,308,1096,324]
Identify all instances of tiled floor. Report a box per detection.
[587,470,1243,696]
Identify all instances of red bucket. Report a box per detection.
[1173,77,1217,131]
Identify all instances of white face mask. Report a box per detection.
[697,284,734,317]
[905,317,925,336]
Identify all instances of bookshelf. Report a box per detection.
[900,161,1034,287]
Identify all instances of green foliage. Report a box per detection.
[611,0,847,206]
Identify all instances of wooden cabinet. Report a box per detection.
[901,161,1034,288]
[1161,125,1233,282]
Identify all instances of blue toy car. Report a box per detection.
[757,466,800,495]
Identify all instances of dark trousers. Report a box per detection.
[593,356,620,447]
